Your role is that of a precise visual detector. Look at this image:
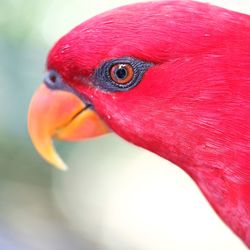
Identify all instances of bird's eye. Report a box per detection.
[110,63,134,85]
[93,57,152,92]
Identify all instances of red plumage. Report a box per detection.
[47,0,250,246]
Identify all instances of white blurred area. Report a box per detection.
[38,0,250,249]
[53,137,246,250]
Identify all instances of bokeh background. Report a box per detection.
[1,0,249,249]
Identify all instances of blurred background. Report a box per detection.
[0,0,249,249]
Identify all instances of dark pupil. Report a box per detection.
[115,67,127,80]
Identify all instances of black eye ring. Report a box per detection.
[93,57,152,92]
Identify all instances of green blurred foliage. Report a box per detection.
[0,1,98,249]
[0,0,52,185]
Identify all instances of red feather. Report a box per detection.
[47,1,250,246]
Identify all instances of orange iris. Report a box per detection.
[110,63,134,84]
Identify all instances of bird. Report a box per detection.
[28,0,250,247]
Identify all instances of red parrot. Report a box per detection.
[28,0,250,247]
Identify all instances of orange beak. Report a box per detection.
[28,84,109,170]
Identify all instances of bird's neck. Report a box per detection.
[120,125,250,247]
[103,45,250,247]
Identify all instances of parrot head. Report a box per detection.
[29,0,244,169]
[28,1,250,246]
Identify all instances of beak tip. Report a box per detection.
[47,154,69,171]
[54,162,69,171]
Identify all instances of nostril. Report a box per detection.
[50,74,57,83]
[44,70,61,89]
